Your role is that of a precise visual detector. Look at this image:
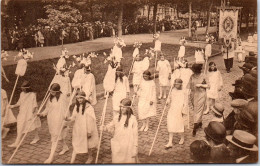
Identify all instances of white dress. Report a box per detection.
[154,40,161,52]
[156,60,171,86]
[170,69,181,85]
[178,45,185,58]
[72,68,85,88]
[106,115,138,163]
[42,94,68,142]
[132,61,143,85]
[16,92,41,134]
[103,64,116,92]
[1,89,16,125]
[71,104,98,153]
[15,59,27,76]
[167,89,185,133]
[81,73,97,105]
[138,80,156,120]
[132,48,139,58]
[195,50,205,64]
[56,57,66,72]
[207,70,223,99]
[112,76,130,111]
[205,44,212,58]
[112,45,123,63]
[142,57,150,71]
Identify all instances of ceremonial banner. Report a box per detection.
[219,9,238,39]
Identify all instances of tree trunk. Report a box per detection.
[117,0,124,37]
[148,5,151,20]
[153,2,158,34]
[252,8,256,29]
[246,9,250,31]
[205,0,213,34]
[188,2,192,37]
[89,0,93,21]
[176,5,179,19]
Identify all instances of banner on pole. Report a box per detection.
[219,9,238,39]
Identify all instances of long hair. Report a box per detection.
[75,99,90,115]
[50,92,61,102]
[118,107,134,128]
[208,62,217,72]
[191,64,203,74]
[21,87,33,93]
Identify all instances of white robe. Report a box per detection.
[16,92,41,134]
[167,89,185,133]
[112,45,123,63]
[207,70,223,99]
[205,44,212,58]
[42,94,68,142]
[103,64,116,92]
[72,68,85,88]
[156,60,171,86]
[178,45,185,58]
[132,61,144,85]
[170,69,181,85]
[112,76,130,111]
[106,115,138,163]
[138,80,156,120]
[71,104,98,153]
[154,40,161,52]
[82,73,97,105]
[195,50,205,64]
[1,89,16,125]
[56,57,66,72]
[132,48,139,58]
[15,59,27,76]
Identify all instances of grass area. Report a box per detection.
[2,42,215,103]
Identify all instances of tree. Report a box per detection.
[205,0,214,34]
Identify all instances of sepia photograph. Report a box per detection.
[1,0,258,164]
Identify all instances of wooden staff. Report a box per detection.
[154,51,158,79]
[44,88,77,163]
[128,58,135,79]
[99,92,109,125]
[8,93,51,163]
[1,64,9,82]
[148,82,175,156]
[95,92,109,164]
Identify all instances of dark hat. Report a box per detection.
[50,83,61,92]
[226,130,258,151]
[249,52,256,57]
[211,103,224,116]
[232,79,243,87]
[249,70,257,78]
[235,110,255,129]
[204,121,226,144]
[21,80,30,88]
[174,78,183,85]
[120,98,132,107]
[85,65,91,71]
[116,66,123,72]
[245,101,258,121]
[190,140,211,161]
[238,63,254,72]
[143,70,152,76]
[76,91,87,99]
[230,99,248,109]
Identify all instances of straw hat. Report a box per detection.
[211,103,224,116]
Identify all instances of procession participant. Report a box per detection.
[102,98,138,163]
[221,38,235,73]
[165,79,185,148]
[210,103,224,123]
[156,54,171,99]
[178,37,186,61]
[235,42,245,63]
[153,32,161,52]
[204,62,223,115]
[190,140,211,163]
[72,63,85,89]
[8,81,41,147]
[38,83,69,163]
[65,91,98,164]
[112,67,130,117]
[132,54,144,93]
[187,64,209,136]
[205,38,212,59]
[226,130,258,163]
[245,52,257,67]
[137,70,156,132]
[204,121,230,163]
[69,54,82,81]
[112,38,126,64]
[1,89,17,139]
[81,66,97,105]
[195,48,205,65]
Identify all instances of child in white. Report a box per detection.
[178,38,186,61]
[156,54,171,99]
[235,43,244,63]
[205,40,212,59]
[132,54,145,93]
[103,98,138,163]
[195,48,205,64]
[112,67,130,116]
[1,89,17,138]
[66,91,98,164]
[8,81,41,147]
[38,83,69,163]
[204,62,223,115]
[165,79,185,148]
[137,70,156,132]
[72,64,85,89]
[103,56,117,97]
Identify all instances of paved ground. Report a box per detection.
[2,53,243,164]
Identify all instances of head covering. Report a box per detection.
[245,101,258,121]
[190,140,211,161]
[238,63,254,73]
[211,103,224,116]
[226,130,258,151]
[174,78,183,85]
[85,65,91,71]
[234,110,255,129]
[76,91,87,99]
[120,98,132,107]
[50,83,61,93]
[204,121,226,144]
[21,80,30,88]
[230,99,248,109]
[241,74,258,97]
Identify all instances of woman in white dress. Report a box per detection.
[103,98,138,163]
[103,56,118,97]
[165,79,185,148]
[178,37,186,61]
[137,70,156,132]
[38,83,69,163]
[8,81,41,147]
[156,54,171,99]
[132,54,144,93]
[204,62,223,115]
[112,67,130,117]
[66,91,98,163]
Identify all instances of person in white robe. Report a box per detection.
[81,66,97,105]
[103,56,117,97]
[165,79,185,148]
[156,54,171,99]
[137,70,156,132]
[112,67,130,117]
[112,38,126,63]
[72,64,85,89]
[204,62,223,115]
[38,83,70,163]
[1,89,17,138]
[235,43,245,63]
[205,40,212,59]
[66,91,98,164]
[8,81,41,147]
[178,37,186,61]
[195,48,205,64]
[103,98,138,163]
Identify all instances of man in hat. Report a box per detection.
[81,66,97,105]
[234,109,256,136]
[239,63,254,75]
[210,103,224,123]
[226,130,258,163]
[221,38,235,73]
[241,73,258,100]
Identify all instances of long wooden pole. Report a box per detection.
[154,51,158,79]
[149,82,174,156]
[8,93,50,163]
[128,58,135,79]
[95,92,109,163]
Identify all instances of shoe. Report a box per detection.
[139,125,145,131]
[44,158,53,164]
[30,138,40,144]
[192,123,198,137]
[203,109,209,115]
[8,143,17,148]
[178,138,184,145]
[85,156,93,164]
[164,144,173,150]
[143,126,149,132]
[59,146,69,155]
